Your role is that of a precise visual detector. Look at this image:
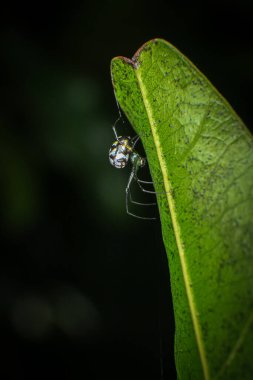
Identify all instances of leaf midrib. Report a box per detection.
[134,66,210,380]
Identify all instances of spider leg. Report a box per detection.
[128,188,156,206]
[126,169,156,220]
[136,179,172,196]
[112,120,120,140]
[136,173,172,196]
[132,135,140,148]
[137,179,154,184]
[136,178,157,194]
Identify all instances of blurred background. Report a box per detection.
[0,0,252,379]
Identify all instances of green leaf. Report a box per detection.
[111,39,253,380]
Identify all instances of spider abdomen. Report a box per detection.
[109,136,132,169]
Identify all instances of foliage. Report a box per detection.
[111,38,253,379]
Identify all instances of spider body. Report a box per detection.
[109,123,156,220]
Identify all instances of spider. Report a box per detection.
[109,123,157,220]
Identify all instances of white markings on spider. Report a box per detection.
[109,122,157,220]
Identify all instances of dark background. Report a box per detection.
[0,1,252,379]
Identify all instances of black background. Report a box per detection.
[0,1,252,379]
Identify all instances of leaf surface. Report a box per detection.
[111,39,253,379]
